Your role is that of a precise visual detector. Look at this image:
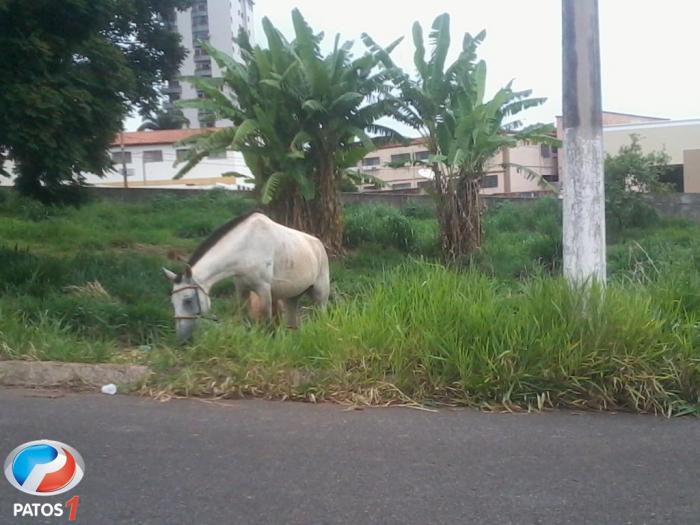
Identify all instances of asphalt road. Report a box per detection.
[0,388,699,525]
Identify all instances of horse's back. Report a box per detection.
[249,214,328,298]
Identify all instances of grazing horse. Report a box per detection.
[163,211,330,344]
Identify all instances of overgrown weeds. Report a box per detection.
[1,191,700,414]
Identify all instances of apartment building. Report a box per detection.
[163,0,254,128]
[356,139,559,195]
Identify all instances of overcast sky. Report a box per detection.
[128,1,700,131]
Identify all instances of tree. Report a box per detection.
[138,108,190,131]
[286,10,404,252]
[365,14,557,262]
[175,10,403,253]
[605,135,670,230]
[0,0,190,203]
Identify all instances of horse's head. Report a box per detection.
[163,265,211,344]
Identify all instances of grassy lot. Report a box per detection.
[1,190,699,414]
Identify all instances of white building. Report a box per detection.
[86,129,254,189]
[163,0,254,128]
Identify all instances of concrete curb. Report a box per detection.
[0,361,151,390]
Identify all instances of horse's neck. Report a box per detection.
[191,229,246,292]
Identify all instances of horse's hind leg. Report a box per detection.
[308,276,330,308]
[284,296,299,329]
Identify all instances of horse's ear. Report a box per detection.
[184,264,193,279]
[162,268,177,282]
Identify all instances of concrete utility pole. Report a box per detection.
[562,0,606,284]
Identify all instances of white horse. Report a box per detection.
[163,211,330,344]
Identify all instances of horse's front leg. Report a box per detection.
[252,283,273,323]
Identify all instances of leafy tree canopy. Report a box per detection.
[0,0,190,203]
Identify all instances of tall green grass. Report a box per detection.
[150,262,700,414]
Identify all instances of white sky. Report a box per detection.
[127,0,700,131]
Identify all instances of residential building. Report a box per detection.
[83,129,253,189]
[355,138,559,195]
[163,0,254,128]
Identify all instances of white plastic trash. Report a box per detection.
[101,384,117,395]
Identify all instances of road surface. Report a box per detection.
[0,388,698,524]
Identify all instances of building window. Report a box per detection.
[192,15,208,26]
[390,153,411,165]
[660,164,684,192]
[482,174,499,188]
[195,60,211,71]
[199,116,215,127]
[540,144,551,158]
[115,168,135,178]
[414,150,430,162]
[392,183,412,190]
[176,149,191,162]
[362,156,380,167]
[192,31,209,42]
[143,150,163,163]
[111,151,132,164]
[207,151,227,159]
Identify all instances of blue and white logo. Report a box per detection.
[4,440,85,496]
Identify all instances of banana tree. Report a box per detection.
[365,14,558,261]
[173,24,316,230]
[174,10,404,253]
[284,9,405,252]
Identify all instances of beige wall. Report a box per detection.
[504,143,558,193]
[556,112,670,183]
[684,149,700,193]
[603,121,700,165]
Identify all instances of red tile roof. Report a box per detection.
[111,128,217,147]
[375,138,426,150]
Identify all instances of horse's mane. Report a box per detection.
[188,209,264,266]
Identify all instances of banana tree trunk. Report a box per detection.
[311,159,344,255]
[435,172,483,263]
[268,186,311,233]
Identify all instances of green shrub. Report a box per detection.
[479,198,562,278]
[344,205,417,252]
[402,202,435,220]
